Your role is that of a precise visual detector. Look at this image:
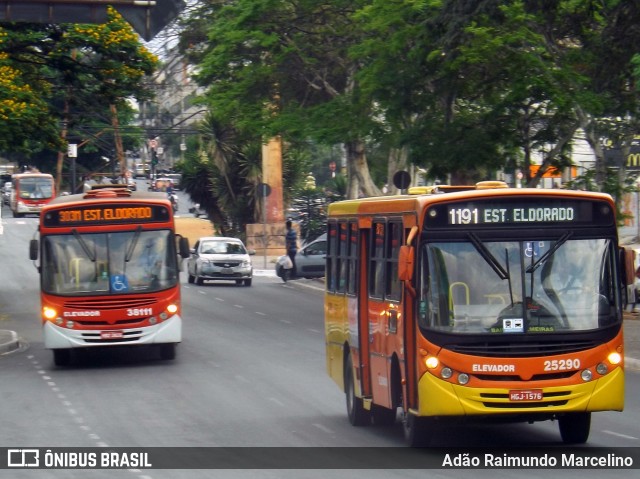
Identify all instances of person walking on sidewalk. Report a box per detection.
[285,220,298,278]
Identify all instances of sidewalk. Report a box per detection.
[0,330,19,355]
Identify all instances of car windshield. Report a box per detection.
[201,241,246,255]
[417,237,620,334]
[41,229,178,295]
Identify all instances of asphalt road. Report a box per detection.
[1,207,639,479]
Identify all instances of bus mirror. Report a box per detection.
[398,245,414,281]
[178,236,190,258]
[29,239,38,261]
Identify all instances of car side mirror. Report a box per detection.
[178,236,190,258]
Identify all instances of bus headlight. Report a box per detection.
[166,303,178,314]
[425,356,439,369]
[441,367,453,379]
[43,307,57,320]
[596,363,608,375]
[608,352,622,365]
[457,373,470,385]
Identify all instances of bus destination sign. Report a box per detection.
[426,198,613,228]
[43,204,171,227]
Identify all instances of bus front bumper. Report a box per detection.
[415,367,624,417]
[43,315,182,350]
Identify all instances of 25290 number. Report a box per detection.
[543,358,580,371]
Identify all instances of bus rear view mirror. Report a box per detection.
[29,239,38,261]
[178,236,190,258]
[398,245,414,281]
[622,247,635,286]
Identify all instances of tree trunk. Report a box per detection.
[386,147,409,194]
[345,139,381,199]
[527,122,579,188]
[110,104,125,178]
[55,97,69,194]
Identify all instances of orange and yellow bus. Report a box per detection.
[11,172,55,217]
[325,182,629,445]
[29,185,190,366]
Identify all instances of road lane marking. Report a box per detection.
[312,423,335,434]
[602,430,638,441]
[268,397,286,407]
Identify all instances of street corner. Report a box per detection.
[0,330,21,355]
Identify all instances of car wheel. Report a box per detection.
[187,273,195,284]
[195,269,204,285]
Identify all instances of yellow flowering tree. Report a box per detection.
[0,7,158,181]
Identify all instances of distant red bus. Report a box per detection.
[10,172,55,217]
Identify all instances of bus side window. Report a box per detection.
[385,222,402,301]
[369,221,385,299]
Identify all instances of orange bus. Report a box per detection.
[10,172,55,217]
[29,185,190,366]
[324,182,629,445]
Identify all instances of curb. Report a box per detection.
[0,330,20,355]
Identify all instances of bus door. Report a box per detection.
[335,220,372,400]
[366,219,404,409]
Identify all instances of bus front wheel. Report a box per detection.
[53,349,72,367]
[403,412,434,447]
[345,354,369,426]
[159,343,177,360]
[559,412,591,444]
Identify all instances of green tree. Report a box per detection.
[354,0,640,189]
[181,0,383,199]
[178,111,311,237]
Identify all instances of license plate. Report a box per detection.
[509,389,543,401]
[101,331,123,340]
[220,268,233,274]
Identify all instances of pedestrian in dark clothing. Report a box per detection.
[285,220,298,277]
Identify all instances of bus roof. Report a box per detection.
[46,185,169,208]
[328,184,615,217]
[12,172,53,178]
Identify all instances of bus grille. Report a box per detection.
[63,298,157,310]
[445,339,598,357]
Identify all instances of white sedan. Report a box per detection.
[187,236,255,286]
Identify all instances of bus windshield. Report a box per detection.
[418,237,620,334]
[41,229,178,295]
[18,177,54,199]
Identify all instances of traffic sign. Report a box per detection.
[258,183,271,197]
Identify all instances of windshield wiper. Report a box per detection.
[468,232,510,280]
[72,229,96,262]
[525,231,573,274]
[125,226,143,263]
